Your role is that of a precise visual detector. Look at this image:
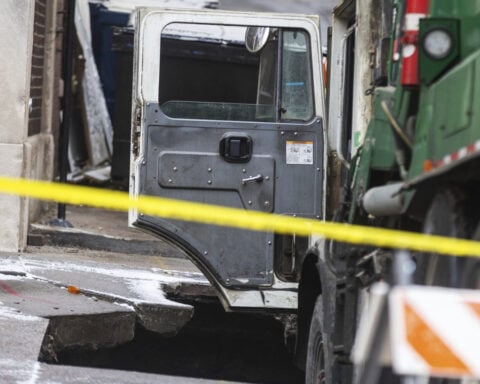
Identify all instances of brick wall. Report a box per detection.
[28,0,47,136]
[52,0,65,175]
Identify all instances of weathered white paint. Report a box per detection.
[327,12,351,156]
[219,285,298,310]
[351,0,375,152]
[0,1,34,251]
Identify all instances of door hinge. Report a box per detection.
[132,105,142,157]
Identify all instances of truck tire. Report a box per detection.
[305,296,326,384]
[416,187,471,287]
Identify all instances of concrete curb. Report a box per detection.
[28,223,186,258]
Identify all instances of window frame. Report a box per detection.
[135,9,325,125]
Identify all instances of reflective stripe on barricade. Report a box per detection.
[390,286,480,378]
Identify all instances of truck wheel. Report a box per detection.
[416,187,471,287]
[305,296,326,384]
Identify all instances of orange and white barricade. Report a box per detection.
[390,286,480,379]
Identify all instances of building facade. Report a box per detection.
[0,0,64,251]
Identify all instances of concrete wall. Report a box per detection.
[0,1,35,251]
[0,0,64,252]
[26,133,55,221]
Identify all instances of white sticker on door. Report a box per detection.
[286,141,314,165]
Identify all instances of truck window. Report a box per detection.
[280,30,314,121]
[157,23,313,123]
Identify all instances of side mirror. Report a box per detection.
[245,26,270,53]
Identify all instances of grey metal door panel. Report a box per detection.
[138,215,274,287]
[272,128,322,216]
[135,105,322,288]
[157,152,275,212]
[144,107,322,216]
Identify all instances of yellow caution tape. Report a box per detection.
[0,176,479,257]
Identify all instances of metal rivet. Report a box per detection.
[142,160,146,165]
[293,214,297,217]
[204,251,208,255]
[168,179,172,183]
[248,201,252,205]
[264,201,271,208]
[294,132,298,136]
[140,213,144,217]
[268,241,272,245]
[265,176,270,181]
[316,215,321,219]
[154,119,158,123]
[242,169,246,173]
[280,131,285,135]
[146,102,150,106]
[207,180,212,185]
[317,168,321,171]
[173,167,177,172]
[208,167,212,172]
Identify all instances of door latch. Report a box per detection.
[242,174,264,184]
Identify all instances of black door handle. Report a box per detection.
[219,134,253,163]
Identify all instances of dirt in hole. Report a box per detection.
[53,301,303,384]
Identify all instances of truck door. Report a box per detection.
[130,8,325,310]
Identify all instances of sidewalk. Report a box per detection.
[0,204,221,383]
